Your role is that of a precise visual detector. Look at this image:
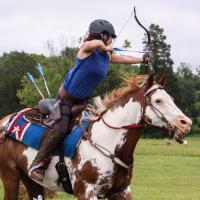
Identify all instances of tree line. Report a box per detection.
[0,24,199,137]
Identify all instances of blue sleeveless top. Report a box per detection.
[64,49,109,99]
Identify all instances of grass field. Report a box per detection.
[1,137,200,200]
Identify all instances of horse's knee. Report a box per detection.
[108,188,132,200]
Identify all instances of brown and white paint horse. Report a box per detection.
[0,74,192,200]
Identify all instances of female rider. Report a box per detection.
[29,19,150,182]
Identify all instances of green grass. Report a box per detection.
[1,137,200,199]
[132,137,200,200]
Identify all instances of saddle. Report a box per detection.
[37,98,88,129]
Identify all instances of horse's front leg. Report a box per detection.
[108,186,132,200]
[74,182,98,200]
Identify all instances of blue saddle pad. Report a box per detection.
[4,108,90,158]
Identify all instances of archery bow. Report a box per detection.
[134,6,152,73]
[112,4,152,73]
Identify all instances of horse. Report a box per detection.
[0,74,192,200]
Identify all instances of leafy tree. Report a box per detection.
[194,90,200,126]
[122,39,131,49]
[176,63,197,116]
[61,47,78,62]
[176,63,200,135]
[141,24,180,103]
[0,51,38,115]
[17,55,73,106]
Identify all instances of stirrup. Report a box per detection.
[29,164,45,182]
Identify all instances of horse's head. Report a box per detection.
[143,74,192,143]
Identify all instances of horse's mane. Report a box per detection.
[94,74,148,111]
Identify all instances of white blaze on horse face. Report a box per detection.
[145,89,189,129]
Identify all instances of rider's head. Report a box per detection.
[84,19,116,43]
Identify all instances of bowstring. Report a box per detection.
[113,7,135,46]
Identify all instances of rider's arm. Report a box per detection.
[110,54,143,64]
[81,40,112,53]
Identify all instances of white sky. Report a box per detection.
[0,0,199,71]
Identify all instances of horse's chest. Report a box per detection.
[74,156,115,185]
[74,163,131,197]
[73,153,130,196]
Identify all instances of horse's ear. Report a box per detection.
[157,74,166,87]
[144,73,154,92]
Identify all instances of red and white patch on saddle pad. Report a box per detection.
[5,108,32,140]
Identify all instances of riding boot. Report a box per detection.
[29,100,72,182]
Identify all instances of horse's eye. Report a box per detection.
[155,99,162,104]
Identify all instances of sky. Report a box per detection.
[0,0,199,71]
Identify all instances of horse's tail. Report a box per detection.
[0,121,4,132]
[0,114,12,132]
[0,119,4,131]
[0,123,4,132]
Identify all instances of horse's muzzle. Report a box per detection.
[174,130,185,144]
[171,116,192,143]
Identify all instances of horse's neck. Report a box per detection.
[91,99,143,156]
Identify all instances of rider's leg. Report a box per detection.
[28,100,72,182]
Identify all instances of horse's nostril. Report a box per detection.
[180,119,187,125]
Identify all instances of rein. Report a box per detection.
[79,121,131,169]
[99,115,144,130]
